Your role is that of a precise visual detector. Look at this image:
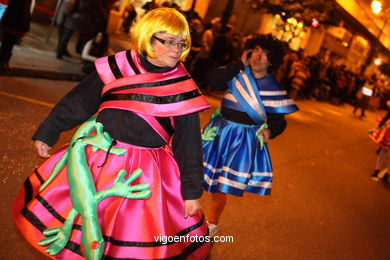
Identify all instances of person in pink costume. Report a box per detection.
[369,100,390,182]
[12,7,211,259]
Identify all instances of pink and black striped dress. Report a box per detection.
[12,50,211,259]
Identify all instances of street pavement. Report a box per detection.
[2,22,132,80]
[0,76,389,260]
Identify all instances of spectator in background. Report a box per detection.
[81,31,110,74]
[276,50,297,92]
[376,76,390,110]
[56,0,97,59]
[92,0,111,36]
[170,2,182,11]
[161,1,170,7]
[184,17,203,71]
[353,75,371,118]
[352,71,365,101]
[54,0,71,57]
[0,0,34,71]
[326,62,338,101]
[184,7,201,22]
[121,4,137,34]
[230,32,243,62]
[209,24,234,67]
[191,17,221,91]
[288,51,310,100]
[142,0,159,13]
[314,56,331,101]
[344,71,355,104]
[305,55,322,99]
[335,65,347,105]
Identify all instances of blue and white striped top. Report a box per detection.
[222,70,299,120]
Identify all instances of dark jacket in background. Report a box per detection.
[64,0,97,33]
[0,0,32,35]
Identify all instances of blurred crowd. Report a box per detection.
[275,50,390,112]
[149,2,389,113]
[142,3,388,115]
[179,10,390,112]
[2,0,388,112]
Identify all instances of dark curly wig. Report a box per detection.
[244,33,287,73]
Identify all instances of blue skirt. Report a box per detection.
[202,116,273,197]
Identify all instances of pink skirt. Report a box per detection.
[369,116,390,150]
[12,140,209,259]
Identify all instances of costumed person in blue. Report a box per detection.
[202,34,299,235]
[12,8,211,259]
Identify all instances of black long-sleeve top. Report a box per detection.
[208,61,287,138]
[32,57,204,200]
[379,109,390,127]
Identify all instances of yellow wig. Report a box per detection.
[130,7,191,61]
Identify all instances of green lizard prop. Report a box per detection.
[38,117,151,260]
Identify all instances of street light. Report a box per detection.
[371,0,382,14]
[361,0,388,73]
[374,57,382,66]
[370,0,388,38]
[361,0,389,73]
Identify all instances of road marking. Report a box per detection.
[0,91,54,108]
[327,110,343,116]
[310,110,323,116]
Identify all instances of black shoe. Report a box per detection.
[371,170,380,181]
[371,169,380,177]
[0,62,10,72]
[63,50,71,57]
[56,54,63,60]
[381,172,388,182]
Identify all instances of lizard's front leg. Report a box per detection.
[95,168,151,202]
[38,208,78,256]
